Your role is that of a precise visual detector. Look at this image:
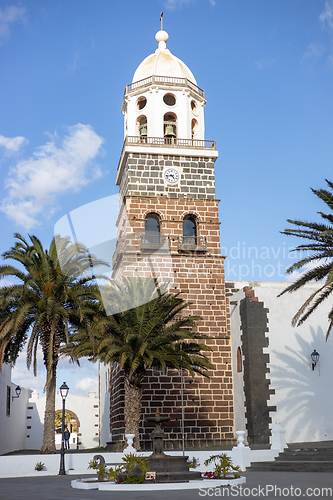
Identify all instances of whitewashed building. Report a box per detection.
[26,389,100,450]
[229,281,333,445]
[0,363,100,454]
[0,364,29,455]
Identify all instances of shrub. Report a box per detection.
[35,462,45,471]
[87,459,108,481]
[121,452,150,476]
[124,474,145,484]
[204,454,242,479]
[107,464,124,482]
[187,456,200,469]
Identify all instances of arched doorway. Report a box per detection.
[54,409,80,449]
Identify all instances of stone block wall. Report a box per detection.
[118,152,216,200]
[239,288,276,446]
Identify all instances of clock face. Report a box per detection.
[164,168,180,184]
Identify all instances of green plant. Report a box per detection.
[278,179,333,339]
[35,461,45,471]
[87,459,108,481]
[204,454,242,479]
[187,456,200,469]
[121,452,150,476]
[87,459,99,470]
[107,464,124,482]
[124,474,145,484]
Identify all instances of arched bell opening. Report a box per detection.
[145,213,160,245]
[136,115,147,138]
[183,215,197,246]
[164,113,177,143]
[191,118,199,139]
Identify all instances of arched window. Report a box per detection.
[183,215,197,246]
[145,213,160,245]
[137,96,147,110]
[136,115,147,138]
[191,119,198,139]
[164,113,177,142]
[237,347,242,372]
[163,93,176,106]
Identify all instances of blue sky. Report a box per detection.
[1,0,333,396]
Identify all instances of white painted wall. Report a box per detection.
[231,281,333,444]
[230,300,247,440]
[26,389,100,450]
[0,447,280,478]
[0,364,30,455]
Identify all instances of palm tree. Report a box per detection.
[0,233,104,453]
[67,277,213,449]
[278,179,333,339]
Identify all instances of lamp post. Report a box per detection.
[12,385,21,401]
[58,382,69,476]
[310,350,320,371]
[180,343,185,457]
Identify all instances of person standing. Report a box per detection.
[64,427,70,450]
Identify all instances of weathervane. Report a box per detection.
[160,11,163,31]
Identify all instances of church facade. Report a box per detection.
[108,28,235,450]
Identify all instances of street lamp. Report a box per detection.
[58,382,69,476]
[12,385,21,401]
[310,350,320,371]
[180,343,185,457]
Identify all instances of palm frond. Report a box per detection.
[279,179,333,338]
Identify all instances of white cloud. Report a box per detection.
[164,0,215,9]
[75,377,98,394]
[320,0,333,30]
[0,135,28,154]
[0,5,26,39]
[286,261,325,282]
[11,344,98,396]
[68,49,80,75]
[11,345,46,393]
[1,124,105,230]
[255,59,275,70]
[302,42,326,60]
[164,0,191,9]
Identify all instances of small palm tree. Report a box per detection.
[55,411,75,433]
[279,179,333,339]
[0,233,104,453]
[67,277,213,449]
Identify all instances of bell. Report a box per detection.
[164,125,176,137]
[140,126,147,137]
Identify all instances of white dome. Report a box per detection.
[132,30,197,85]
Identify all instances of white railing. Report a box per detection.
[125,136,216,150]
[125,75,205,98]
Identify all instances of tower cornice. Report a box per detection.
[116,137,218,186]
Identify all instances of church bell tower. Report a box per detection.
[109,27,235,450]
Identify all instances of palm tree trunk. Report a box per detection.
[40,363,57,454]
[124,378,142,451]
